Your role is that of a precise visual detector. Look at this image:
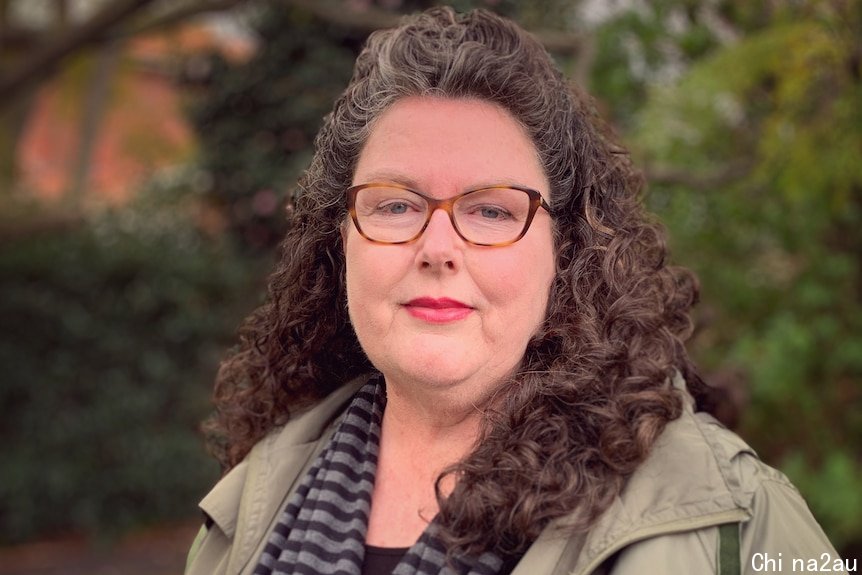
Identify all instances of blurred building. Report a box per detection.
[15,18,254,203]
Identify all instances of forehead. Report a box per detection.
[352,96,548,195]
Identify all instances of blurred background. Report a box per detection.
[0,0,859,572]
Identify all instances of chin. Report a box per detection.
[406,367,471,389]
[395,357,471,385]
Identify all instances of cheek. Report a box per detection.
[481,264,527,303]
[344,236,405,311]
[344,228,374,283]
[345,249,384,348]
[343,235,369,319]
[478,244,554,304]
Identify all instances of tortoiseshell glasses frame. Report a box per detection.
[346,182,552,247]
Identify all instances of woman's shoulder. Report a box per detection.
[515,380,842,575]
[597,431,844,575]
[606,386,842,572]
[651,392,791,509]
[604,379,791,532]
[649,373,799,509]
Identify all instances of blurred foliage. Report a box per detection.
[0,172,263,543]
[594,0,861,549]
[189,5,359,251]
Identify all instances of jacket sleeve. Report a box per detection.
[739,477,848,575]
[604,526,719,574]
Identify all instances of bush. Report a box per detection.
[629,13,862,551]
[0,175,263,543]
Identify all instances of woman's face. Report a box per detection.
[344,97,555,404]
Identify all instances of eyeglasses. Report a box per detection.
[346,183,551,247]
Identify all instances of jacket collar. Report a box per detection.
[199,375,370,574]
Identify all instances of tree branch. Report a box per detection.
[111,0,247,39]
[0,0,9,36]
[0,0,160,104]
[0,26,40,52]
[1,0,584,107]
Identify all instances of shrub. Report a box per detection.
[0,175,262,542]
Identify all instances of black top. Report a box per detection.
[361,544,522,575]
[362,544,410,575]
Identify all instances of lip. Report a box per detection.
[403,297,473,323]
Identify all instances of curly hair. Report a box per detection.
[207,6,711,558]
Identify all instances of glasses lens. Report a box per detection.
[353,186,428,242]
[454,188,532,244]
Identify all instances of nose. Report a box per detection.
[416,208,463,271]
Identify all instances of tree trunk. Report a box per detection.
[68,41,122,203]
[57,0,69,27]
[0,0,9,33]
[0,89,36,196]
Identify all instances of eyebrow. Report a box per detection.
[353,170,542,193]
[355,170,421,189]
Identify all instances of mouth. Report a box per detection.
[403,297,473,323]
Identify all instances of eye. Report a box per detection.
[480,206,504,219]
[377,200,415,214]
[472,205,512,220]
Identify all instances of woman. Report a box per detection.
[186,7,844,575]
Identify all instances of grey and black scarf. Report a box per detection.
[253,378,505,575]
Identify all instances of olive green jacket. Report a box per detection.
[185,374,844,575]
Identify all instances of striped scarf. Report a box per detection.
[253,378,505,575]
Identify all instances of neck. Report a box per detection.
[386,398,480,446]
[378,374,492,478]
[382,371,500,428]
[364,377,484,546]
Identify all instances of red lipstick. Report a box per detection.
[404,297,473,323]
